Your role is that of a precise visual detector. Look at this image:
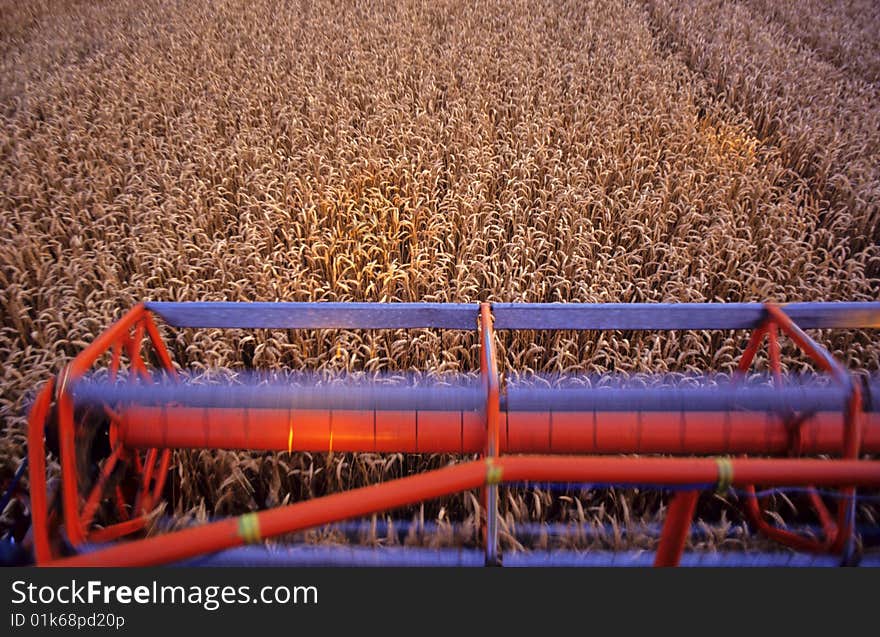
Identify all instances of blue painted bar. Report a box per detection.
[171,545,880,567]
[506,551,880,567]
[777,302,880,330]
[153,514,880,544]
[71,378,867,413]
[269,519,880,543]
[505,384,854,412]
[179,545,487,567]
[71,374,879,413]
[71,378,483,411]
[145,302,480,329]
[144,301,880,331]
[492,302,880,330]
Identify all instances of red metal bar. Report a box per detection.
[806,486,837,547]
[142,311,177,374]
[742,483,850,554]
[768,304,863,554]
[131,311,177,516]
[736,324,767,378]
[734,305,865,555]
[654,490,699,567]
[829,485,855,553]
[117,407,880,455]
[87,517,147,544]
[26,379,55,564]
[109,341,122,380]
[114,486,130,522]
[841,379,864,460]
[479,302,500,565]
[55,459,489,567]
[765,305,847,382]
[56,305,149,549]
[56,378,84,546]
[767,318,838,536]
[51,304,182,551]
[807,488,837,540]
[137,449,158,514]
[47,456,880,567]
[736,314,831,552]
[151,450,172,505]
[742,485,834,552]
[767,322,782,387]
[67,305,147,378]
[480,303,500,458]
[125,328,151,382]
[80,442,124,529]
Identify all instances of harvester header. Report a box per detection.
[18,301,880,567]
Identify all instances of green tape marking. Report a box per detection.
[237,513,261,544]
[715,457,734,494]
[486,458,503,486]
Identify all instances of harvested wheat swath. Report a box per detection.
[642,0,880,247]
[743,0,880,85]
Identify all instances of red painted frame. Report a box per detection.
[25,302,880,566]
[28,304,177,559]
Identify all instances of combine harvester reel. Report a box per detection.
[21,301,880,566]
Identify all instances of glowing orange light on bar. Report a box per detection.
[117,407,880,455]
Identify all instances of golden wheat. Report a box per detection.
[1,0,878,549]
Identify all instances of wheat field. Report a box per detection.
[1,0,878,553]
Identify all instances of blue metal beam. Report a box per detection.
[145,302,480,329]
[491,302,880,331]
[71,377,483,411]
[144,301,880,331]
[173,545,880,567]
[504,384,857,412]
[70,375,880,413]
